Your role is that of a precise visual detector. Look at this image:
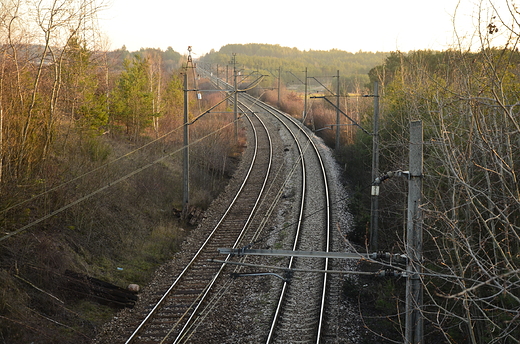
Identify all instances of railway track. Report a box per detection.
[108,99,276,343]
[95,70,347,344]
[240,93,332,344]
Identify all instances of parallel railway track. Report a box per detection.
[96,71,342,344]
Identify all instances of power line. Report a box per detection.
[0,124,184,216]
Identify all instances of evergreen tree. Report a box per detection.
[110,54,157,141]
[62,36,108,137]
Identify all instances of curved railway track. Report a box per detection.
[240,93,332,344]
[96,71,344,344]
[114,101,275,343]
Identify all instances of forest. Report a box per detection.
[201,43,388,93]
[359,47,520,343]
[0,0,519,343]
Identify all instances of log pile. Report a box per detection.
[63,270,138,308]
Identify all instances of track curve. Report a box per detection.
[94,69,353,344]
[114,102,275,344]
[240,93,332,344]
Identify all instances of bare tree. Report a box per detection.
[370,2,520,342]
[0,0,105,181]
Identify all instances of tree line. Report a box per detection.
[200,43,388,93]
[0,2,201,343]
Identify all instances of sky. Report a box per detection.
[98,0,506,56]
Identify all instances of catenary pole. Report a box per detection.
[232,53,238,140]
[370,81,380,250]
[182,71,189,209]
[278,66,281,108]
[405,120,424,344]
[335,70,340,150]
[303,67,308,122]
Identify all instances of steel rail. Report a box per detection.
[186,70,332,343]
[250,98,307,344]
